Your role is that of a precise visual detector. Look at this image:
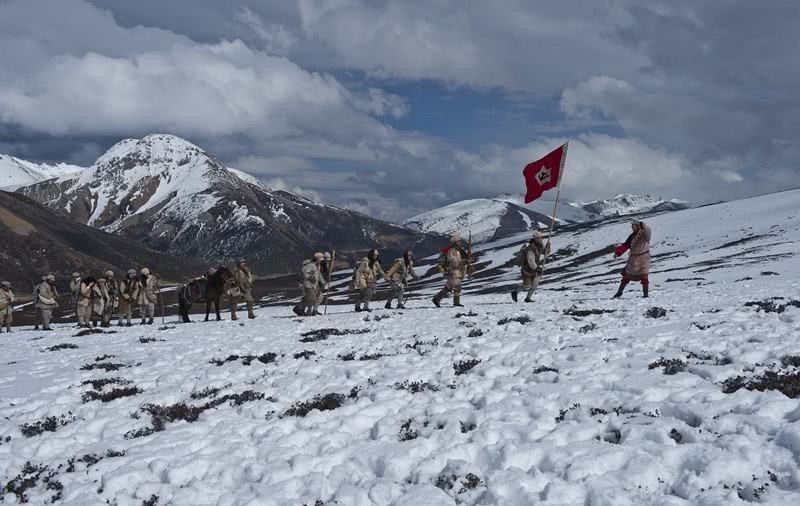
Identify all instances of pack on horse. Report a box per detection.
[178,267,234,322]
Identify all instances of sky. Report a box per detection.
[0,0,798,221]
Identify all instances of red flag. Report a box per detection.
[522,143,568,203]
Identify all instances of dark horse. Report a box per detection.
[178,267,234,323]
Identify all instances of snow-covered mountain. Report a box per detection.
[403,198,555,243]
[2,189,799,505]
[406,193,689,243]
[17,134,440,274]
[571,193,690,220]
[0,153,84,190]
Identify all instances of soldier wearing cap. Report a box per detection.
[35,274,59,331]
[231,258,256,320]
[512,232,551,303]
[118,269,140,327]
[303,253,325,316]
[138,267,158,325]
[91,277,108,328]
[0,281,14,333]
[433,235,470,307]
[101,270,117,327]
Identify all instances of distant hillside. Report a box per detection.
[0,190,205,292]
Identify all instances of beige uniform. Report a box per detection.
[230,265,256,319]
[354,258,384,311]
[138,274,158,322]
[118,277,140,325]
[0,288,14,331]
[35,281,59,330]
[384,258,418,307]
[302,261,321,315]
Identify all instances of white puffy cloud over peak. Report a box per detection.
[0,0,798,220]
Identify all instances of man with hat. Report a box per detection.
[138,267,158,325]
[0,281,14,333]
[613,220,652,298]
[32,276,45,330]
[512,232,551,303]
[101,270,117,327]
[91,277,108,328]
[35,274,59,331]
[384,249,419,309]
[231,258,256,320]
[118,269,140,327]
[302,252,324,316]
[432,235,469,308]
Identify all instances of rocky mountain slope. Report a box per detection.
[0,154,83,190]
[571,193,690,220]
[0,190,204,290]
[17,135,441,274]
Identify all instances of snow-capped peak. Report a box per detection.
[0,153,85,190]
[571,193,690,219]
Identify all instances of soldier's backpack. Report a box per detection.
[437,249,448,273]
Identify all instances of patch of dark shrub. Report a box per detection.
[578,323,597,333]
[80,362,127,372]
[294,350,316,360]
[359,353,386,361]
[81,377,132,391]
[454,311,478,318]
[338,352,356,361]
[299,328,369,343]
[467,328,484,337]
[44,343,78,352]
[209,353,276,366]
[139,337,165,343]
[81,386,142,403]
[555,403,581,423]
[460,420,476,433]
[1,461,62,504]
[563,306,616,317]
[497,315,531,325]
[453,359,481,376]
[19,413,75,438]
[95,354,115,362]
[532,366,558,374]
[283,393,346,417]
[645,307,668,319]
[722,371,800,399]
[398,419,417,441]
[648,357,687,375]
[394,380,439,393]
[143,495,159,506]
[781,355,800,368]
[745,299,800,314]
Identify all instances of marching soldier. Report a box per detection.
[432,235,470,308]
[69,272,81,325]
[354,249,384,312]
[302,253,324,316]
[91,278,108,328]
[384,250,418,309]
[317,251,332,309]
[0,281,14,333]
[101,270,117,327]
[77,276,99,328]
[32,276,44,330]
[512,232,551,303]
[231,259,256,320]
[139,267,158,325]
[118,269,139,327]
[35,274,59,331]
[613,220,652,298]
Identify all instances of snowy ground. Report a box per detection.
[2,190,800,505]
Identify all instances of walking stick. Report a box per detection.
[323,250,336,315]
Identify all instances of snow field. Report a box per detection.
[2,189,800,505]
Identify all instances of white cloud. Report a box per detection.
[234,6,297,55]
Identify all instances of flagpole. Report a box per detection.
[540,140,569,275]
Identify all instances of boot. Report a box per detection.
[384,301,392,310]
[613,279,629,299]
[397,302,405,309]
[453,295,464,307]
[292,305,304,316]
[126,321,132,327]
[140,319,147,325]
[642,283,649,298]
[355,304,363,312]
[511,289,518,302]
[147,318,154,325]
[524,288,534,303]
[118,320,124,327]
[230,306,238,321]
[247,302,256,319]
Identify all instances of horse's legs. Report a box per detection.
[178,294,191,323]
[215,297,222,321]
[204,300,210,322]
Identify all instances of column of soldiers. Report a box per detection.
[1,222,652,329]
